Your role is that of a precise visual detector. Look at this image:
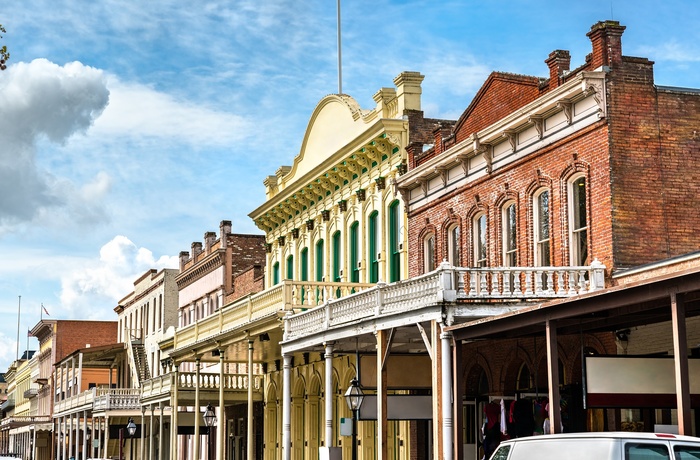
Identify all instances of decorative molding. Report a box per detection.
[338,200,347,212]
[321,210,330,222]
[528,115,545,139]
[558,99,574,125]
[291,228,300,239]
[375,176,386,190]
[356,189,366,202]
[502,129,517,152]
[306,219,315,230]
[582,76,607,118]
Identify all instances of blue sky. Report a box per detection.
[0,0,698,371]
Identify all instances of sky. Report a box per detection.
[0,0,698,371]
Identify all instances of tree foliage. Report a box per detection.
[1,24,9,71]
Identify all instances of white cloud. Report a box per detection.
[0,59,110,232]
[636,40,700,63]
[91,75,253,146]
[59,236,178,319]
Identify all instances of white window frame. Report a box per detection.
[568,174,589,266]
[534,188,551,266]
[502,201,517,267]
[447,224,460,267]
[473,213,487,268]
[424,233,436,273]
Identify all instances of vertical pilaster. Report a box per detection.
[282,354,292,460]
[194,357,201,460]
[324,342,335,447]
[247,340,254,460]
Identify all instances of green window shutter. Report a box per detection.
[389,200,400,282]
[332,231,341,282]
[273,262,280,285]
[316,239,324,282]
[369,211,379,283]
[350,222,359,283]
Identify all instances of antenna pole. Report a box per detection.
[16,295,21,362]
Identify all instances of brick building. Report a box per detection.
[393,19,700,456]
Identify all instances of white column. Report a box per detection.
[141,406,146,460]
[82,411,88,460]
[194,357,201,460]
[545,320,561,434]
[440,329,453,460]
[159,402,165,460]
[218,349,225,460]
[103,416,110,459]
[282,354,292,460]
[247,340,254,460]
[150,404,155,460]
[171,363,179,460]
[68,413,73,460]
[324,342,334,447]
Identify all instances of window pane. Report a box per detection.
[449,225,460,266]
[475,214,487,267]
[674,445,700,460]
[573,177,587,230]
[538,190,549,240]
[504,203,517,266]
[425,235,435,272]
[625,443,670,460]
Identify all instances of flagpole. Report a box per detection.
[16,295,21,362]
[337,0,342,94]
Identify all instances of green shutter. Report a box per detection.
[389,201,400,282]
[369,211,378,283]
[350,222,359,283]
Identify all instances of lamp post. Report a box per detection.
[126,418,136,460]
[203,403,217,460]
[344,378,364,460]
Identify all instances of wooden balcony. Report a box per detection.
[140,371,263,405]
[284,261,606,342]
[92,388,141,412]
[173,279,374,352]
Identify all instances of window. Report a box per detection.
[368,211,379,283]
[350,222,360,282]
[272,262,280,285]
[516,363,531,391]
[389,201,401,282]
[424,234,435,273]
[570,176,589,266]
[448,225,460,267]
[625,443,670,460]
[315,239,324,282]
[332,231,341,282]
[502,202,517,266]
[534,189,551,266]
[286,255,294,280]
[300,248,309,282]
[473,213,487,267]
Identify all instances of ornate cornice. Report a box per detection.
[175,250,225,290]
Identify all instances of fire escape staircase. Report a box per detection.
[126,336,151,388]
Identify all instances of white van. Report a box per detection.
[490,432,700,460]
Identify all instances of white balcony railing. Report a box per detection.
[92,388,141,411]
[141,371,263,401]
[284,260,606,342]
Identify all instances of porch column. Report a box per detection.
[376,329,388,460]
[218,348,225,460]
[150,404,155,460]
[440,329,453,460]
[194,357,201,460]
[103,415,109,459]
[545,319,561,434]
[247,339,254,460]
[282,353,292,460]
[82,410,88,460]
[92,416,97,460]
[171,363,179,460]
[671,292,691,434]
[324,341,335,447]
[141,406,146,460]
[68,413,73,460]
[159,402,165,460]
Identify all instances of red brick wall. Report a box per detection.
[228,234,267,277]
[228,264,265,303]
[454,73,541,144]
[607,57,700,268]
[407,123,614,278]
[54,321,118,362]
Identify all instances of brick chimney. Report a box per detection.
[432,123,453,156]
[545,50,571,91]
[204,231,216,254]
[587,20,626,70]
[179,251,189,272]
[220,220,232,249]
[191,242,203,262]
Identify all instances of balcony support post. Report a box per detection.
[324,341,335,447]
[149,404,155,460]
[171,363,179,460]
[218,348,225,460]
[282,353,292,460]
[194,357,201,460]
[82,410,88,460]
[103,415,109,459]
[158,402,165,460]
[247,339,254,460]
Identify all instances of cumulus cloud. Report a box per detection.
[0,59,110,232]
[59,235,178,318]
[91,76,253,146]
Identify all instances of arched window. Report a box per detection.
[332,231,341,282]
[389,201,401,282]
[569,176,588,266]
[447,224,460,267]
[368,211,379,282]
[502,202,517,266]
[534,189,551,266]
[350,222,360,282]
[424,233,435,273]
[516,363,531,391]
[473,213,487,267]
[315,239,324,282]
[286,255,294,280]
[272,262,280,285]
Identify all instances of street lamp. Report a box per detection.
[126,418,137,460]
[344,378,364,460]
[203,403,217,460]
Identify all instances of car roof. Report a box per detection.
[499,432,700,444]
